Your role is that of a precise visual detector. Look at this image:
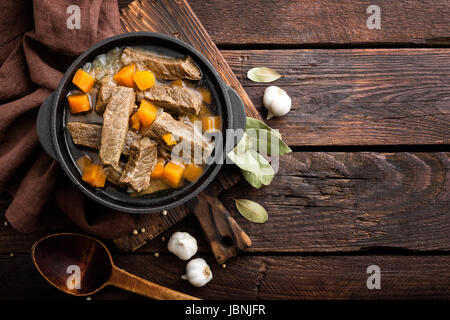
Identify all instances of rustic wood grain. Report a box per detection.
[113,151,450,253]
[190,190,252,264]
[3,254,450,299]
[2,0,449,300]
[113,206,189,251]
[3,152,449,254]
[221,152,450,252]
[222,49,450,146]
[188,167,251,263]
[186,0,450,46]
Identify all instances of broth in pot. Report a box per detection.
[65,46,222,198]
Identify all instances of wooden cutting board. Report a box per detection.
[114,0,260,263]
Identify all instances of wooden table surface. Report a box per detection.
[1,0,449,300]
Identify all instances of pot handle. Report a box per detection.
[36,93,58,161]
[225,85,246,132]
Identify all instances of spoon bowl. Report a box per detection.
[32,233,199,299]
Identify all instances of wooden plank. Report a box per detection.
[222,49,450,146]
[127,152,450,253]
[220,152,450,252]
[101,255,450,300]
[187,0,450,46]
[3,152,449,254]
[0,205,207,254]
[2,254,450,299]
[113,206,189,251]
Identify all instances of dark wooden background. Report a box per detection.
[1,0,449,299]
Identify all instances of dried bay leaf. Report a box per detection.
[246,118,292,156]
[234,199,268,223]
[246,117,280,135]
[241,170,263,189]
[227,135,275,189]
[227,133,259,172]
[242,150,274,188]
[227,117,290,189]
[247,67,282,83]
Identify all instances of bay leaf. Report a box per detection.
[247,67,282,83]
[240,150,274,189]
[250,149,275,185]
[246,118,292,156]
[227,118,290,190]
[227,133,260,172]
[235,199,268,223]
[278,139,292,156]
[227,150,260,173]
[241,170,263,189]
[246,117,280,136]
[247,128,291,156]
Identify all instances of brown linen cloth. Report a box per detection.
[0,0,140,239]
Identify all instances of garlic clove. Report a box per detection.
[182,258,213,287]
[263,85,291,119]
[263,86,278,109]
[270,93,291,117]
[167,232,198,260]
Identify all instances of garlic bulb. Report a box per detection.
[167,232,198,260]
[263,86,291,119]
[181,258,213,287]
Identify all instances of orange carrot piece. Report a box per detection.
[113,64,136,87]
[162,133,177,146]
[72,69,95,93]
[133,70,156,90]
[137,99,159,128]
[150,159,165,179]
[172,79,183,87]
[183,164,203,183]
[82,164,106,188]
[68,94,90,114]
[130,112,140,131]
[163,162,185,188]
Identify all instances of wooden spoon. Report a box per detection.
[31,233,199,300]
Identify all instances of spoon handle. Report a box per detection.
[109,266,201,300]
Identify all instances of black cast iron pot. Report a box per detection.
[36,32,246,214]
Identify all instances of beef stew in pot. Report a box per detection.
[66,46,221,195]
